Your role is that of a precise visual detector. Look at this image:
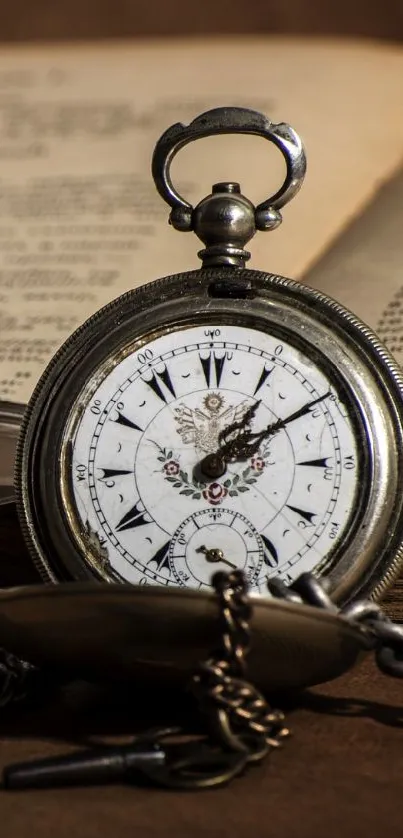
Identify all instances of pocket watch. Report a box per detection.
[14,107,403,604]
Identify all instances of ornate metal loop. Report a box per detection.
[373,618,403,646]
[151,106,306,219]
[369,619,403,678]
[141,739,248,790]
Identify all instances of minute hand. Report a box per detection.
[219,390,332,461]
[266,390,332,433]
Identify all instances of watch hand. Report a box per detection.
[196,545,237,570]
[196,400,260,481]
[267,390,333,430]
[200,391,331,477]
[233,390,333,456]
[217,400,261,447]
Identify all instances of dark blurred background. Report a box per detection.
[0,0,402,42]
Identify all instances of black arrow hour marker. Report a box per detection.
[253,365,273,395]
[297,457,329,468]
[113,412,143,432]
[200,352,226,388]
[143,366,176,402]
[116,501,150,532]
[286,504,316,524]
[261,534,279,568]
[147,541,171,572]
[99,468,132,480]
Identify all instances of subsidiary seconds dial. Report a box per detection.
[64,322,358,594]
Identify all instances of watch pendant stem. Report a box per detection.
[175,181,283,269]
[193,182,254,268]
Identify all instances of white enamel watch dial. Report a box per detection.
[66,324,358,594]
[14,107,403,604]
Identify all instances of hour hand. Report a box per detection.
[198,401,260,478]
[217,401,261,447]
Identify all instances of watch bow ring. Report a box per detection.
[152,105,307,238]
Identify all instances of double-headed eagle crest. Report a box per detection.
[173,392,251,454]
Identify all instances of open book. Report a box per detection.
[0,36,403,405]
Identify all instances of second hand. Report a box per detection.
[196,545,237,570]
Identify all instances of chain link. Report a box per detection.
[268,571,403,678]
[192,569,289,758]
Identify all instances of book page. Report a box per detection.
[305,166,403,366]
[0,36,403,403]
